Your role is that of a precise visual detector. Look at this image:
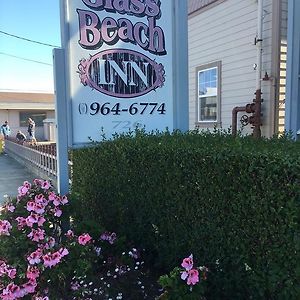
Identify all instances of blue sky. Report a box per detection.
[0,1,61,93]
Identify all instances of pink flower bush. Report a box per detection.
[159,254,209,298]
[0,179,72,299]
[180,255,200,286]
[0,179,164,299]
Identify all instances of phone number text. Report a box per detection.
[78,102,166,116]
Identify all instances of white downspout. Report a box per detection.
[252,0,264,138]
[256,0,263,90]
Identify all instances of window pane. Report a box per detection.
[20,112,47,127]
[198,67,217,97]
[198,96,217,122]
[199,83,206,95]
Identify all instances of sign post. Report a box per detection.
[59,0,188,148]
[53,48,70,195]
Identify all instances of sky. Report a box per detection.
[0,1,61,93]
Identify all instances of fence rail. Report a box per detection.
[4,138,58,183]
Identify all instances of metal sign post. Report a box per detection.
[53,48,70,195]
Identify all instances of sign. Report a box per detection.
[60,0,188,146]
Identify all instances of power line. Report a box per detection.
[0,30,59,48]
[0,52,53,66]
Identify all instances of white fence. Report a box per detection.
[4,139,58,183]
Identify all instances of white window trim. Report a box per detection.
[195,61,221,126]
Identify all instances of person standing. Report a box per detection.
[0,121,11,138]
[27,118,37,145]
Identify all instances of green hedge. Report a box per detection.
[71,131,300,299]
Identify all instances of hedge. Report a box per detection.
[71,131,300,299]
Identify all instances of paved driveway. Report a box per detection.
[0,153,36,203]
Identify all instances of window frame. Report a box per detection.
[195,61,221,126]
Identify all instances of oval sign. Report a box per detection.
[78,49,165,98]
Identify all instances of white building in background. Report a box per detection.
[188,0,288,137]
[0,92,55,141]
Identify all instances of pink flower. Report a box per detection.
[1,282,20,299]
[71,281,80,291]
[26,266,40,280]
[52,195,68,206]
[59,247,69,257]
[22,279,37,294]
[27,213,38,224]
[60,195,68,205]
[33,179,43,186]
[78,233,92,245]
[53,207,62,217]
[48,191,58,202]
[0,262,17,281]
[41,180,51,190]
[18,185,28,195]
[0,220,12,236]
[65,229,74,238]
[181,269,199,286]
[26,212,46,228]
[181,270,189,280]
[53,197,60,206]
[18,181,31,196]
[181,254,193,271]
[0,261,7,276]
[42,253,53,268]
[33,203,45,215]
[37,215,46,227]
[7,268,16,279]
[42,251,63,268]
[27,249,43,265]
[27,228,45,242]
[26,201,35,212]
[16,217,27,230]
[187,269,199,285]
[34,193,46,204]
[45,237,55,249]
[6,204,15,213]
[100,232,117,244]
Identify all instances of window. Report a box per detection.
[19,112,47,127]
[196,62,221,123]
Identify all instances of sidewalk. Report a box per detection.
[0,153,36,203]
